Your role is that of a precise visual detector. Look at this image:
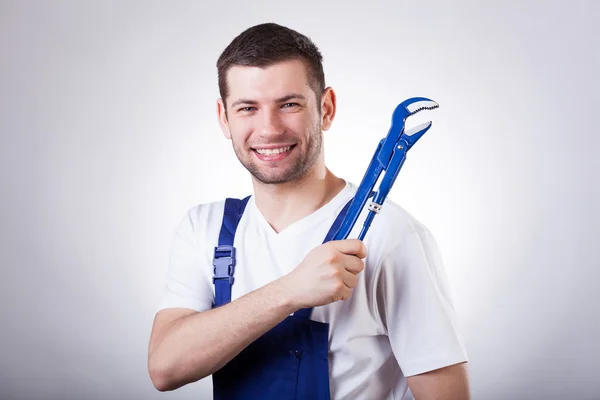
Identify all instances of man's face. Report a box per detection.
[218,59,323,185]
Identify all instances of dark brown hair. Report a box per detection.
[217,23,326,112]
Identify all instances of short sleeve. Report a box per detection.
[157,209,214,313]
[375,224,468,377]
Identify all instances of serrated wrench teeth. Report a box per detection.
[406,100,439,115]
[392,97,439,125]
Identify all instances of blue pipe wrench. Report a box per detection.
[331,97,439,241]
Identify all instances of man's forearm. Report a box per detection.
[149,280,297,391]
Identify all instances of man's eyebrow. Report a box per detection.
[230,99,258,109]
[229,94,307,109]
[276,94,307,103]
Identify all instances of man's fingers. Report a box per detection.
[342,256,365,275]
[342,269,359,289]
[334,287,353,302]
[331,239,367,259]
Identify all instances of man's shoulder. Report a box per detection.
[174,196,247,240]
[355,195,434,262]
[366,196,428,238]
[186,197,227,220]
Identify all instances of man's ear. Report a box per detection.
[320,87,337,131]
[217,98,231,139]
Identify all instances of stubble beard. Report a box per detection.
[232,119,323,185]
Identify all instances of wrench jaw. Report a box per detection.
[402,120,433,150]
[403,98,439,116]
[392,97,439,126]
[380,97,438,167]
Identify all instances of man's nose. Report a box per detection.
[258,108,284,137]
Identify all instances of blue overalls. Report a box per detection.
[210,195,353,399]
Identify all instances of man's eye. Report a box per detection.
[282,103,299,108]
[239,107,256,112]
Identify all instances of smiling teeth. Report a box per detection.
[256,146,291,155]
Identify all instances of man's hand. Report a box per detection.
[407,362,471,400]
[277,239,367,309]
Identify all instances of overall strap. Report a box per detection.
[293,194,363,320]
[213,196,251,308]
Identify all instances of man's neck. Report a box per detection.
[252,167,346,234]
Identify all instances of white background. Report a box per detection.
[1,1,598,399]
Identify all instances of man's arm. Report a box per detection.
[148,239,367,392]
[375,224,470,398]
[148,279,295,392]
[407,362,471,400]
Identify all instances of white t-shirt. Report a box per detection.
[157,180,468,400]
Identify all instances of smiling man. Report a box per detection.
[225,66,322,186]
[148,23,470,399]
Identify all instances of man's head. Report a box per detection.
[216,23,336,185]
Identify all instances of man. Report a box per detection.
[148,22,470,399]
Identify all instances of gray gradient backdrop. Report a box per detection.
[1,1,599,399]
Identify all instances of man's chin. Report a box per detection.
[249,168,304,185]
[252,174,297,185]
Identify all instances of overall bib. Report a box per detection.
[210,195,353,399]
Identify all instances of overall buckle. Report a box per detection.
[212,245,236,284]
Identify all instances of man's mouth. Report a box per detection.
[252,144,296,161]
[255,145,292,155]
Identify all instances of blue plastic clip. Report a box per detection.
[212,245,236,284]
